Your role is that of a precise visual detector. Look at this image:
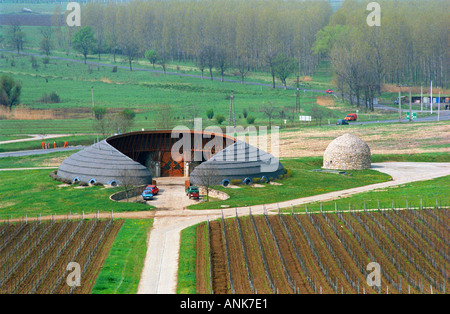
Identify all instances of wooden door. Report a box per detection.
[161,152,184,177]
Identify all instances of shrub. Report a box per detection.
[243,108,248,119]
[246,116,256,124]
[283,168,292,179]
[216,114,226,125]
[206,109,214,119]
[230,179,242,185]
[39,91,60,104]
[42,57,50,65]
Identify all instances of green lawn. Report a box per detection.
[91,219,153,294]
[0,169,152,219]
[0,150,77,169]
[288,175,450,213]
[188,157,392,210]
[177,223,198,294]
[0,135,96,152]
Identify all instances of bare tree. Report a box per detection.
[260,102,276,129]
[119,168,139,202]
[192,166,217,202]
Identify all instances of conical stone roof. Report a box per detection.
[190,141,284,185]
[323,133,371,170]
[57,140,152,186]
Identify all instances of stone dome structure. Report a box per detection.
[57,140,153,186]
[323,133,371,170]
[190,140,284,186]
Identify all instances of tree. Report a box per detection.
[72,26,96,64]
[260,102,276,129]
[265,52,278,89]
[216,114,226,125]
[119,168,139,202]
[274,53,296,89]
[215,49,228,82]
[192,167,216,202]
[155,104,173,130]
[145,49,159,68]
[236,55,250,84]
[0,75,22,110]
[8,23,26,54]
[200,46,216,80]
[39,26,53,56]
[93,107,110,139]
[206,109,214,119]
[311,105,325,126]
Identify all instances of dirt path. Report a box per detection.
[136,162,450,294]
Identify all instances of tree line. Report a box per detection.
[321,0,449,110]
[50,0,332,78]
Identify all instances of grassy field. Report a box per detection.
[0,135,96,152]
[177,223,198,294]
[188,157,392,210]
[288,175,450,213]
[0,23,429,138]
[0,150,77,168]
[0,169,151,219]
[92,219,153,294]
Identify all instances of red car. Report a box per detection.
[326,89,334,94]
[146,185,159,195]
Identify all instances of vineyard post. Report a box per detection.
[377,200,380,210]
[335,202,337,214]
[291,204,294,215]
[25,215,27,224]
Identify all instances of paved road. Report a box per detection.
[350,110,450,125]
[136,162,450,294]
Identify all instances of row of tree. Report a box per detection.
[49,0,332,77]
[322,0,449,109]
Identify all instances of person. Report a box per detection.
[64,141,68,148]
[42,141,45,149]
[54,141,56,149]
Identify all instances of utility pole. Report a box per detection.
[408,86,412,122]
[430,81,433,114]
[91,86,95,118]
[398,85,402,122]
[228,91,236,128]
[420,85,423,112]
[438,87,441,121]
[397,84,409,122]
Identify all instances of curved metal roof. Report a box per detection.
[57,140,152,186]
[190,141,284,185]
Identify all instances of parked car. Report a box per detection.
[142,189,154,200]
[326,89,334,94]
[186,185,200,200]
[146,185,159,195]
[336,119,349,125]
[344,113,358,121]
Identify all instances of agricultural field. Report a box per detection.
[192,208,449,294]
[0,218,123,294]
